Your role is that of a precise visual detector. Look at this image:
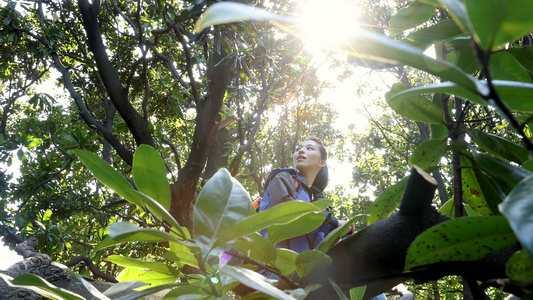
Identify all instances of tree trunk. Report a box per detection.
[169,48,230,231]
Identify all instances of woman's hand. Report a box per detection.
[337,220,355,236]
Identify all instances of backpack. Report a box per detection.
[252,168,300,212]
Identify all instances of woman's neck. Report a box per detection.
[299,170,317,187]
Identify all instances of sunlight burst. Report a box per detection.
[298,0,360,57]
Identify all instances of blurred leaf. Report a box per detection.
[386,83,445,124]
[409,139,447,170]
[403,19,464,49]
[465,0,533,50]
[232,232,277,265]
[100,281,149,297]
[133,145,171,210]
[437,0,469,32]
[295,250,332,278]
[468,129,529,164]
[506,250,533,281]
[220,264,296,300]
[490,51,533,83]
[349,285,367,300]
[106,255,182,276]
[193,168,251,253]
[276,248,298,276]
[367,177,408,225]
[268,212,325,245]
[194,2,284,33]
[389,0,436,36]
[26,138,42,148]
[116,268,178,291]
[0,273,85,300]
[405,216,518,269]
[500,174,533,259]
[473,152,532,186]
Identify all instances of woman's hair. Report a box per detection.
[305,136,328,191]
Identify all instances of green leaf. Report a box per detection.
[403,19,464,50]
[295,250,332,278]
[0,273,85,300]
[54,263,111,300]
[500,174,533,259]
[276,248,298,276]
[468,129,529,164]
[133,145,171,210]
[405,216,518,270]
[461,156,494,216]
[315,214,367,253]
[490,51,533,83]
[106,255,182,276]
[328,278,349,300]
[437,0,469,33]
[349,285,367,300]
[220,264,297,300]
[232,232,277,265]
[194,2,284,33]
[101,281,149,297]
[465,0,533,50]
[389,0,436,36]
[268,212,325,245]
[72,149,135,204]
[193,168,251,253]
[26,138,42,148]
[95,222,180,251]
[386,83,445,124]
[116,268,178,292]
[122,189,186,238]
[213,200,325,249]
[472,169,504,216]
[473,152,533,187]
[409,139,447,170]
[506,250,533,281]
[367,177,408,225]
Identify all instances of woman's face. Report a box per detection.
[293,140,326,174]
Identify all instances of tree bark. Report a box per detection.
[169,48,230,231]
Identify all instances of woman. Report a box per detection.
[259,136,353,252]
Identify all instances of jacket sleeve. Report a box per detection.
[267,172,298,207]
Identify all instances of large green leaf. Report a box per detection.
[403,19,465,50]
[468,129,529,164]
[506,250,533,281]
[95,222,181,251]
[267,212,325,245]
[500,174,533,259]
[220,265,297,300]
[437,0,469,33]
[295,250,332,278]
[409,139,448,170]
[386,83,446,124]
[122,189,186,238]
[213,200,326,249]
[116,268,177,291]
[465,0,533,51]
[193,168,251,253]
[366,177,408,225]
[132,145,171,210]
[473,152,533,186]
[276,248,298,276]
[0,273,85,300]
[232,232,277,265]
[116,283,183,300]
[490,51,533,83]
[389,0,436,36]
[405,216,518,269]
[106,255,182,276]
[461,156,494,216]
[72,149,135,204]
[472,169,504,216]
[349,286,367,300]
